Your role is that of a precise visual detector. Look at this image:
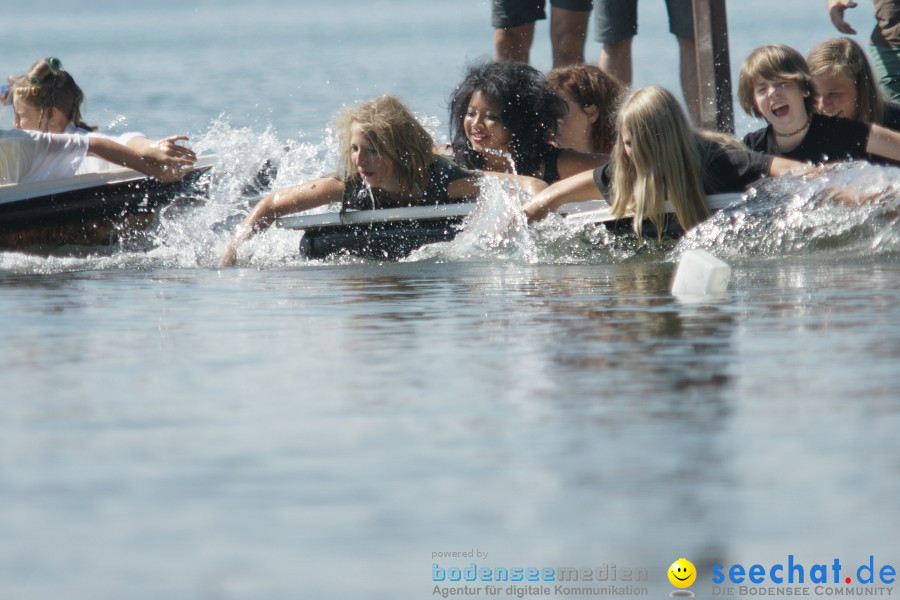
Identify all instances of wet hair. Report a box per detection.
[547,64,625,154]
[448,59,565,177]
[335,95,435,193]
[738,45,816,118]
[807,37,885,124]
[7,57,96,131]
[609,86,710,239]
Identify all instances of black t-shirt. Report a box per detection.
[593,137,772,197]
[742,113,870,164]
[881,101,900,130]
[342,155,476,210]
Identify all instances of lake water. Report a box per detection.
[1,2,899,599]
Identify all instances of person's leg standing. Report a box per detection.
[594,0,637,84]
[494,0,546,63]
[550,0,593,66]
[667,0,699,123]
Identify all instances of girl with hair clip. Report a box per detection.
[446,59,607,184]
[547,63,626,155]
[807,37,900,130]
[6,57,195,174]
[739,44,900,165]
[1,87,191,185]
[523,86,802,238]
[220,95,546,267]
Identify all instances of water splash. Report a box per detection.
[4,123,898,274]
[146,116,331,268]
[407,176,538,263]
[673,162,900,261]
[104,114,129,131]
[0,117,339,273]
[528,214,676,264]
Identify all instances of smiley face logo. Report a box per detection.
[668,558,697,588]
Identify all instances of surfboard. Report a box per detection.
[276,193,744,260]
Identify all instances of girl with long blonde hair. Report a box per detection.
[607,85,709,235]
[524,86,801,237]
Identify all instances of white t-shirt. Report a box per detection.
[66,123,145,174]
[0,129,90,185]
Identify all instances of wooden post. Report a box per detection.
[692,0,734,133]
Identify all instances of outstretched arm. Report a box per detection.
[556,149,610,180]
[127,135,197,164]
[865,123,900,162]
[522,169,601,222]
[86,136,194,182]
[827,0,858,34]
[219,177,345,267]
[769,156,809,176]
[514,174,549,196]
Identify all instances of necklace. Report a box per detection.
[773,118,811,138]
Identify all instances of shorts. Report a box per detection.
[593,0,694,43]
[492,0,593,29]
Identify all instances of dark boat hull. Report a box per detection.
[0,163,211,249]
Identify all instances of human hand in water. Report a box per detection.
[820,185,894,210]
[219,242,238,268]
[827,0,858,34]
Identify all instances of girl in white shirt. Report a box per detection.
[5,57,195,174]
[0,127,193,185]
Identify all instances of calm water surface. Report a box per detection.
[1,1,899,598]
[2,258,899,598]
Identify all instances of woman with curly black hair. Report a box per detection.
[447,59,607,183]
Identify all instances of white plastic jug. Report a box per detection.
[671,249,731,297]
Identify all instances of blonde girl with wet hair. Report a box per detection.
[333,94,435,204]
[807,37,900,129]
[220,95,546,266]
[524,86,802,238]
[6,57,195,173]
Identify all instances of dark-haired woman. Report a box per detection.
[547,63,625,155]
[447,60,607,184]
